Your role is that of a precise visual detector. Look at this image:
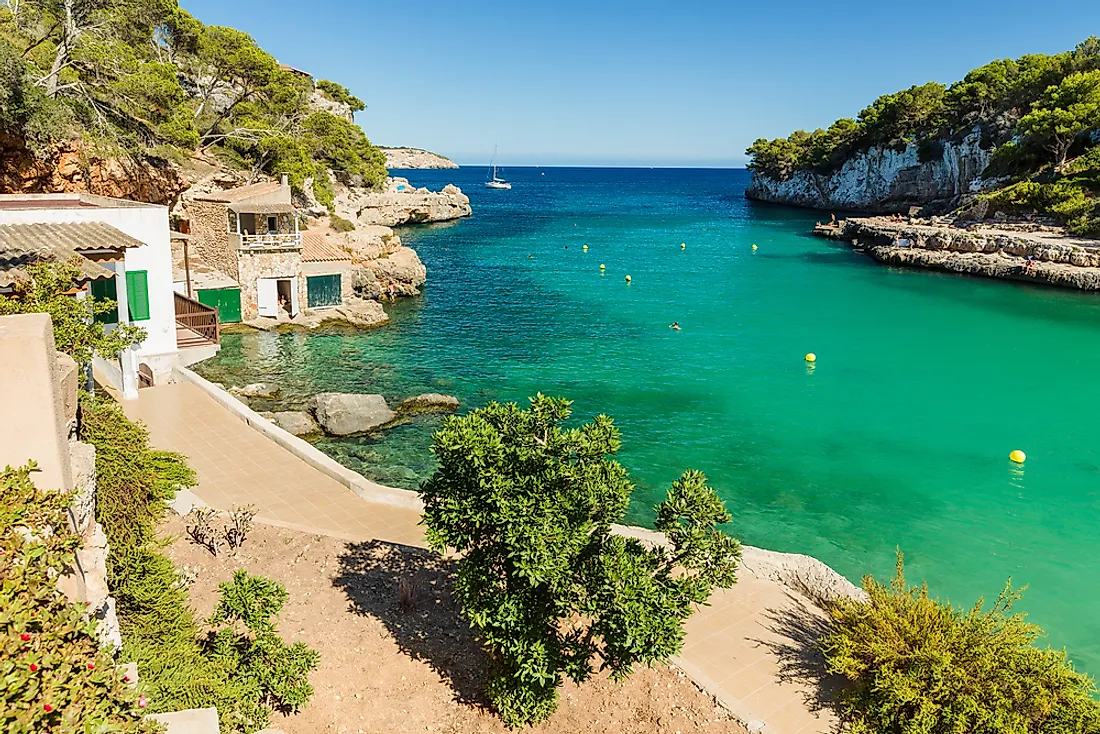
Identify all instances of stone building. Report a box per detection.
[183,176,307,321]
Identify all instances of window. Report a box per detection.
[89,277,118,324]
[125,270,150,321]
[267,216,278,233]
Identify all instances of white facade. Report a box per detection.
[0,194,178,397]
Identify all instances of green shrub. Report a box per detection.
[329,213,356,232]
[205,571,320,714]
[821,553,1100,734]
[420,394,741,727]
[78,396,316,732]
[0,463,155,734]
[315,80,365,112]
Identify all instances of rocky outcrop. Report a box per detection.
[361,246,427,296]
[381,147,459,170]
[333,177,471,227]
[395,393,460,415]
[0,137,185,205]
[839,217,1100,290]
[242,298,389,331]
[324,225,428,297]
[310,393,395,436]
[745,128,993,213]
[308,89,354,123]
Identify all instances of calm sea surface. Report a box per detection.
[198,167,1100,672]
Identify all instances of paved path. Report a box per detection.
[125,381,839,734]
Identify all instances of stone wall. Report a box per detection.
[237,247,306,321]
[0,313,121,650]
[182,199,238,281]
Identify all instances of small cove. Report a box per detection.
[197,167,1100,673]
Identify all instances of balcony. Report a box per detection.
[239,232,302,249]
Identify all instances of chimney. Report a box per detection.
[281,174,289,188]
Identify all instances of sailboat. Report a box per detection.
[485,145,511,190]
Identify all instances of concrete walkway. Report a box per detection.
[124,381,839,734]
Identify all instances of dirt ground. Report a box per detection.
[161,516,748,734]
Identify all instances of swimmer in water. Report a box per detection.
[670,322,681,330]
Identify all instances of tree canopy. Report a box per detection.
[419,394,741,727]
[0,0,387,200]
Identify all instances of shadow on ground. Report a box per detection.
[333,540,489,707]
[752,592,846,730]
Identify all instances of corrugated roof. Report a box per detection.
[301,233,352,263]
[194,181,283,203]
[228,202,297,214]
[0,222,137,287]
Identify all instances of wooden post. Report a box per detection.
[183,238,193,299]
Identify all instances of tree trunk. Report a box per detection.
[44,0,79,98]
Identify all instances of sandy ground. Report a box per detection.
[161,516,748,734]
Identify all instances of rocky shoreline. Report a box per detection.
[818,217,1100,290]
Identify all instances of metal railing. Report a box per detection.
[239,232,302,249]
[174,292,220,347]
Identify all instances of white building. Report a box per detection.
[0,193,219,398]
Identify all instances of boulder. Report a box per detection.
[396,393,460,415]
[310,393,395,436]
[269,411,322,437]
[365,246,427,295]
[229,383,280,399]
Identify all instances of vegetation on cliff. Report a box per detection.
[747,38,1100,234]
[0,1,386,205]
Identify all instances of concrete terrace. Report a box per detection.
[124,380,840,734]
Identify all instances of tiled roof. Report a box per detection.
[0,222,140,287]
[194,181,283,203]
[301,233,352,263]
[228,202,296,214]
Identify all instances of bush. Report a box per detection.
[820,553,1100,734]
[420,394,741,727]
[329,213,356,232]
[78,396,314,732]
[205,571,320,714]
[0,463,155,734]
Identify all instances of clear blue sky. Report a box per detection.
[181,0,1099,167]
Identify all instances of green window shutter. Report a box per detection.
[89,277,118,324]
[125,270,150,321]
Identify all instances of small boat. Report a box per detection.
[485,145,511,190]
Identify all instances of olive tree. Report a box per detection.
[419,394,741,727]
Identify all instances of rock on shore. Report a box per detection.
[310,393,395,436]
[381,147,459,170]
[395,393,460,415]
[835,217,1100,290]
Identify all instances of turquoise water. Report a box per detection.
[198,167,1100,673]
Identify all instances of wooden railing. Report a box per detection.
[174,292,220,347]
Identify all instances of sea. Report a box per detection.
[196,166,1100,674]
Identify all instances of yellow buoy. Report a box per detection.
[625,275,632,283]
[681,242,686,249]
[1010,450,1026,464]
[752,244,758,251]
[599,263,606,270]
[805,353,816,363]
[583,244,589,251]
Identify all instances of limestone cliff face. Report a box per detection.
[745,128,993,213]
[0,137,184,205]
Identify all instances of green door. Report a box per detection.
[307,274,342,308]
[197,287,242,324]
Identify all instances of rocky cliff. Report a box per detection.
[745,128,993,213]
[331,176,471,227]
[381,147,459,169]
[0,137,185,205]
